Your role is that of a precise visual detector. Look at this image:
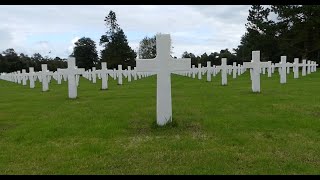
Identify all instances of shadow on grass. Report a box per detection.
[151,120,178,130]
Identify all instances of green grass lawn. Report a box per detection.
[0,71,319,175]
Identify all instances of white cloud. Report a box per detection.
[68,36,80,54]
[0,5,252,58]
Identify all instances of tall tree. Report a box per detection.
[100,10,136,69]
[72,37,98,70]
[271,5,320,61]
[235,5,279,62]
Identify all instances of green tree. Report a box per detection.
[235,5,279,62]
[72,37,98,70]
[138,35,156,59]
[271,5,320,62]
[100,10,136,69]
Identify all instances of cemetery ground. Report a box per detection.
[0,71,319,175]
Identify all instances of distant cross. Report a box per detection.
[21,69,28,86]
[133,67,138,80]
[243,51,271,92]
[206,61,212,82]
[293,58,299,79]
[232,62,237,79]
[191,65,196,79]
[307,60,311,74]
[198,63,202,80]
[136,34,191,126]
[277,56,288,84]
[127,66,132,82]
[286,62,292,74]
[220,58,228,86]
[66,57,85,98]
[92,67,97,84]
[117,65,123,85]
[301,59,307,76]
[17,71,22,84]
[40,64,51,92]
[28,67,36,88]
[267,61,272,77]
[113,68,117,80]
[97,62,114,90]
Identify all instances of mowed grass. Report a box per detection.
[0,71,320,175]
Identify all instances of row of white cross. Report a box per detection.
[0,60,156,98]
[0,34,318,126]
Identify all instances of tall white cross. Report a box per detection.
[278,56,287,84]
[40,64,51,92]
[220,58,228,86]
[267,61,272,77]
[198,63,202,80]
[117,65,123,85]
[301,59,307,76]
[17,71,22,84]
[293,58,299,79]
[243,51,271,92]
[191,65,196,79]
[113,68,117,80]
[206,61,212,82]
[136,34,191,126]
[98,62,114,90]
[28,67,36,88]
[66,57,85,98]
[286,62,292,74]
[21,69,28,86]
[232,62,237,79]
[307,60,311,74]
[127,66,132,82]
[92,67,97,83]
[133,67,138,80]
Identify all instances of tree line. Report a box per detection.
[1,5,319,73]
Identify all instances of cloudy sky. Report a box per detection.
[0,5,251,59]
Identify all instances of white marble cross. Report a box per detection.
[97,62,114,90]
[28,67,36,88]
[262,67,266,75]
[117,65,123,85]
[56,69,62,84]
[206,61,212,82]
[191,65,196,79]
[92,67,97,83]
[133,67,138,80]
[136,34,191,126]
[267,61,272,77]
[278,56,288,84]
[243,51,271,92]
[88,69,92,82]
[286,62,292,74]
[40,64,51,92]
[66,57,85,98]
[293,58,299,79]
[21,69,28,86]
[301,59,307,76]
[220,58,228,86]
[232,62,237,79]
[113,68,117,80]
[198,63,202,80]
[17,71,22,84]
[127,66,132,82]
[307,60,311,74]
